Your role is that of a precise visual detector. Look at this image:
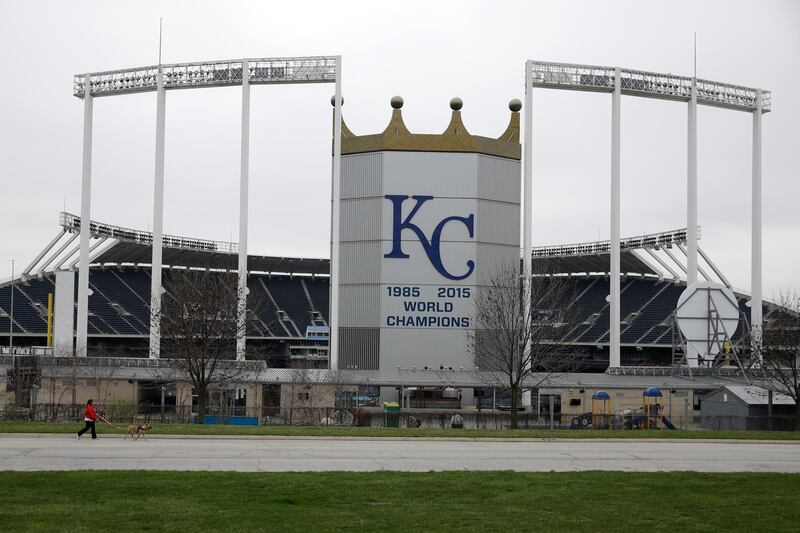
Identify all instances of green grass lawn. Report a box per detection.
[0,420,798,440]
[0,471,797,532]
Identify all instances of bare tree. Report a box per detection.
[757,288,800,429]
[157,269,263,422]
[39,353,74,420]
[468,264,582,429]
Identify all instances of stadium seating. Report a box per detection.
[0,267,769,349]
[0,283,48,333]
[304,278,330,323]
[263,277,311,336]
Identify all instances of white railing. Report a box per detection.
[74,56,337,98]
[532,228,693,258]
[528,61,771,113]
[59,212,237,254]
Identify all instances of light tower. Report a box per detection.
[72,56,341,358]
[522,60,770,368]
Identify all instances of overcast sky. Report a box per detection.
[1,0,798,296]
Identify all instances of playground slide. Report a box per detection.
[661,415,677,430]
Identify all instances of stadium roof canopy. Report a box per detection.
[534,253,654,275]
[532,228,691,277]
[93,241,330,276]
[15,212,730,287]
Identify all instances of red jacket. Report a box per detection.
[84,404,97,421]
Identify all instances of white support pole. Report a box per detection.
[687,81,698,285]
[76,74,93,357]
[236,59,251,361]
[697,245,732,289]
[9,260,14,354]
[149,65,166,359]
[521,61,533,408]
[609,67,621,369]
[523,61,533,284]
[642,248,680,281]
[685,80,701,375]
[22,231,65,277]
[67,237,108,270]
[38,233,77,274]
[661,245,688,274]
[676,243,711,281]
[751,90,763,357]
[329,56,343,370]
[55,244,81,272]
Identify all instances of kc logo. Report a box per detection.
[384,195,475,280]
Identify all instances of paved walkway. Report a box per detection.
[0,436,798,472]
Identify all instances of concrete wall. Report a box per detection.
[53,270,75,356]
[0,372,337,413]
[280,383,336,411]
[0,373,10,409]
[37,376,137,406]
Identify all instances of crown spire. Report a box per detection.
[333,96,521,160]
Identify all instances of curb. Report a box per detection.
[0,433,798,445]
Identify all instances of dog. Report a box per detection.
[124,423,152,440]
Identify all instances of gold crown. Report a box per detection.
[334,96,521,160]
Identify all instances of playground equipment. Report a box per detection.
[642,387,664,429]
[573,387,678,430]
[591,391,612,429]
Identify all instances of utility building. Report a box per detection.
[701,385,795,430]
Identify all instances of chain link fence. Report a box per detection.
[1,402,796,432]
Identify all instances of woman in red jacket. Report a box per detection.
[76,399,97,440]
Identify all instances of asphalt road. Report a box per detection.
[0,436,798,472]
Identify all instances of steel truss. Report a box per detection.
[528,61,771,113]
[532,227,693,258]
[73,56,337,98]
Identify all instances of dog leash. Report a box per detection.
[98,416,141,431]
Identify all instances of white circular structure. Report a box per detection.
[676,281,740,366]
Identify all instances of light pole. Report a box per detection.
[161,385,166,423]
[751,89,763,358]
[609,67,622,368]
[236,58,251,361]
[9,259,14,355]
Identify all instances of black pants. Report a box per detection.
[77,420,96,439]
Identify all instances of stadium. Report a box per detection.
[1,57,792,430]
[0,218,760,365]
